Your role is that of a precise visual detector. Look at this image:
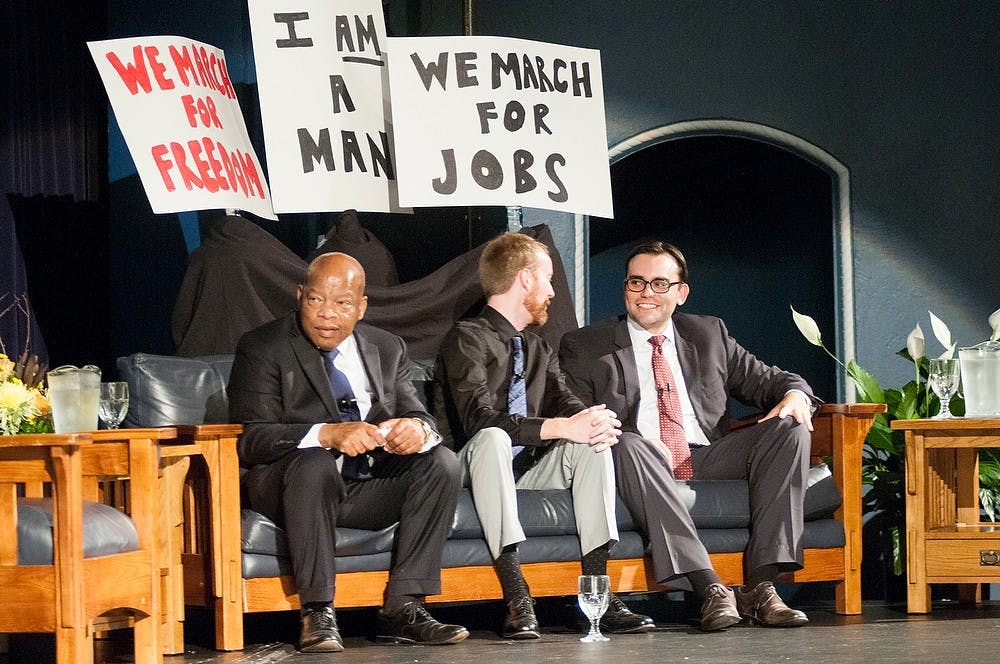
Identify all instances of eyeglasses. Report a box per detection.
[623,277,684,294]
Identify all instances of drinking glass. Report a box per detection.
[578,574,611,642]
[928,358,960,419]
[98,381,130,429]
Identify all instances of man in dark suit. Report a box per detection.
[560,240,815,628]
[228,252,468,652]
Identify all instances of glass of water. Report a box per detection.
[578,574,611,642]
[98,381,130,429]
[928,358,960,419]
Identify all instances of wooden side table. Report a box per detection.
[892,418,1000,613]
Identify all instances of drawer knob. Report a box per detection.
[981,550,1000,566]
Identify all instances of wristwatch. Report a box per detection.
[414,417,434,442]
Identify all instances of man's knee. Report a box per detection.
[287,447,341,487]
[760,417,811,457]
[421,444,461,485]
[465,427,514,461]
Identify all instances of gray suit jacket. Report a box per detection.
[228,313,435,467]
[559,313,815,443]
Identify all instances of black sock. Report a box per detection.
[746,564,781,588]
[581,541,611,577]
[686,568,724,598]
[382,593,421,614]
[301,601,331,616]
[493,544,531,602]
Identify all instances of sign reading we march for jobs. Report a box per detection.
[88,36,276,220]
[387,36,613,218]
[248,0,405,213]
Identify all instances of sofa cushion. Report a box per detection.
[117,353,234,426]
[17,497,140,565]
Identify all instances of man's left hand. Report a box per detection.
[378,417,427,455]
[759,391,814,431]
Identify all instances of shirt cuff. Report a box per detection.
[417,418,442,453]
[299,423,326,449]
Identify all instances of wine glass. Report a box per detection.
[578,574,611,642]
[928,358,960,419]
[99,381,130,429]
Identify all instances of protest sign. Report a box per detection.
[88,36,276,220]
[248,0,404,213]
[386,36,613,218]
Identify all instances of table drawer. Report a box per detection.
[925,540,1000,578]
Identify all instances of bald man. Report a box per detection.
[229,253,468,652]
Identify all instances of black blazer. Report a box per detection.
[228,313,436,467]
[559,313,816,443]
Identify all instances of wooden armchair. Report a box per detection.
[0,431,164,664]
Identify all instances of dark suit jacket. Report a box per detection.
[228,313,436,467]
[559,313,815,443]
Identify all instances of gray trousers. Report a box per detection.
[613,416,809,588]
[459,427,618,561]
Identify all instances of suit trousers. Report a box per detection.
[690,416,811,575]
[612,432,713,590]
[242,445,460,605]
[459,427,618,561]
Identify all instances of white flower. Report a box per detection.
[907,324,925,361]
[990,307,1000,342]
[791,306,822,346]
[928,311,956,359]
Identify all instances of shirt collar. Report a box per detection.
[626,315,676,346]
[482,305,522,342]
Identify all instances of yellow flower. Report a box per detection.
[0,380,33,410]
[0,354,13,383]
[32,388,51,415]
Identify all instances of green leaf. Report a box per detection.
[845,360,884,403]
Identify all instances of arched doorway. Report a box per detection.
[586,121,852,402]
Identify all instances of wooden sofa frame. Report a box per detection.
[176,403,883,651]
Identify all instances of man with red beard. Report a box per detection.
[435,232,654,639]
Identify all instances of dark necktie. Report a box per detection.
[648,335,693,480]
[323,349,371,481]
[508,335,528,474]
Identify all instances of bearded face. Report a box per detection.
[523,281,550,326]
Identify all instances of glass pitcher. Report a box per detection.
[47,365,101,433]
[958,341,1000,418]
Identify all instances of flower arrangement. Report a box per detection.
[0,352,54,436]
[790,306,1000,576]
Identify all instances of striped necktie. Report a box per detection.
[508,336,528,471]
[323,349,370,481]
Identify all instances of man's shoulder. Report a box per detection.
[563,316,622,346]
[237,313,295,350]
[354,321,405,349]
[672,311,726,336]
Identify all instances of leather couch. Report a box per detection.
[117,351,880,651]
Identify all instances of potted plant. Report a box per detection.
[790,307,1000,585]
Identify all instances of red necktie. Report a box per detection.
[648,335,693,480]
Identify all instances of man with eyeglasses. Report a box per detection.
[560,240,816,629]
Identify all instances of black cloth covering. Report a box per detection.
[172,220,577,362]
[307,209,400,287]
[0,193,47,364]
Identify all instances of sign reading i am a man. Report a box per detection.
[248,0,405,213]
[387,36,613,218]
[88,36,277,220]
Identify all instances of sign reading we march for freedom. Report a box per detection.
[248,0,404,213]
[88,36,276,220]
[387,36,613,218]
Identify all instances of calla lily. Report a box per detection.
[791,306,822,346]
[906,324,925,361]
[928,311,953,355]
[990,307,1000,342]
[938,343,956,360]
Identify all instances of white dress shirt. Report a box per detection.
[299,334,440,454]
[627,316,711,447]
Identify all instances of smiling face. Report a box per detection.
[297,253,368,351]
[623,252,689,334]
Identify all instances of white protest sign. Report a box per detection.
[248,0,405,213]
[387,36,613,218]
[88,36,276,220]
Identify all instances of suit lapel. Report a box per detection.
[672,319,704,419]
[614,320,640,420]
[288,321,341,421]
[355,328,384,412]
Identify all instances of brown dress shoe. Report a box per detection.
[699,583,742,632]
[735,582,809,627]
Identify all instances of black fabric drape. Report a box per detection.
[0,194,48,364]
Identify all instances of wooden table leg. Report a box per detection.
[159,456,190,655]
[905,430,931,613]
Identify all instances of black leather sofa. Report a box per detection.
[117,351,874,651]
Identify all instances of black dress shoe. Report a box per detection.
[502,596,540,639]
[299,605,344,652]
[600,594,655,634]
[375,601,470,645]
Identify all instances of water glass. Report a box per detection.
[928,358,960,419]
[99,381,130,429]
[578,574,611,642]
